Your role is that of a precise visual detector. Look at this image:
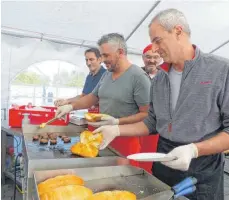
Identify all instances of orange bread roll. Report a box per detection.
[40,185,93,200]
[85,113,107,122]
[38,175,84,195]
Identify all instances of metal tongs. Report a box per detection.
[142,176,197,200]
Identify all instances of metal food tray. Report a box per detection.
[27,135,120,159]
[33,165,171,200]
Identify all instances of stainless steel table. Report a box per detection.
[1,125,23,185]
[1,124,189,200]
[2,124,129,200]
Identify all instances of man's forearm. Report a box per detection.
[71,93,98,110]
[67,95,83,104]
[119,121,150,137]
[118,112,148,125]
[195,132,229,157]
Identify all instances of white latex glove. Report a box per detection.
[54,99,69,107]
[161,143,198,171]
[87,115,119,127]
[55,104,73,118]
[93,125,120,150]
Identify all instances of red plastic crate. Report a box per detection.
[9,105,69,127]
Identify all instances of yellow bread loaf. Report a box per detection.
[38,175,84,195]
[40,185,93,200]
[85,113,107,122]
[71,130,103,158]
[71,143,99,158]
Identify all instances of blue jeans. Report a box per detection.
[152,136,224,200]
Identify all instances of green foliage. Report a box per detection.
[14,70,86,87]
[52,70,69,86]
[66,72,85,87]
[53,70,86,87]
[13,71,50,85]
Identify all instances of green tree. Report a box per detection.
[52,70,86,87]
[52,70,70,86]
[13,71,50,85]
[66,71,86,87]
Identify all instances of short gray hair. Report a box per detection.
[97,33,128,55]
[149,8,191,36]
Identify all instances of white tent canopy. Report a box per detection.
[2,1,229,110]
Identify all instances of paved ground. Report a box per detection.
[1,179,22,200]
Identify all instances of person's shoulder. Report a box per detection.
[100,66,107,73]
[200,51,229,70]
[100,70,111,81]
[128,65,151,87]
[85,73,92,80]
[96,66,107,77]
[129,64,149,76]
[130,64,144,71]
[149,70,165,86]
[141,66,146,72]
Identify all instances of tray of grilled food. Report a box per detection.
[26,130,117,159]
[33,165,172,200]
[23,124,122,159]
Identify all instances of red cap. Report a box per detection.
[143,44,152,54]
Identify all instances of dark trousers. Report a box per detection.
[152,137,225,200]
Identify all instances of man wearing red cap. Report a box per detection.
[142,44,163,79]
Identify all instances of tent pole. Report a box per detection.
[2,28,142,56]
[209,40,229,53]
[125,1,161,42]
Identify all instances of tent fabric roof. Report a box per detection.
[1,1,229,109]
[2,1,229,54]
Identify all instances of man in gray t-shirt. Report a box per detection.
[55,33,151,166]
[91,65,150,119]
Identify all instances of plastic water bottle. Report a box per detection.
[22,113,30,125]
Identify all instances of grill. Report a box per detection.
[26,135,117,159]
[21,124,129,200]
[33,165,171,200]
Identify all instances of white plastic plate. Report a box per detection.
[127,153,176,162]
